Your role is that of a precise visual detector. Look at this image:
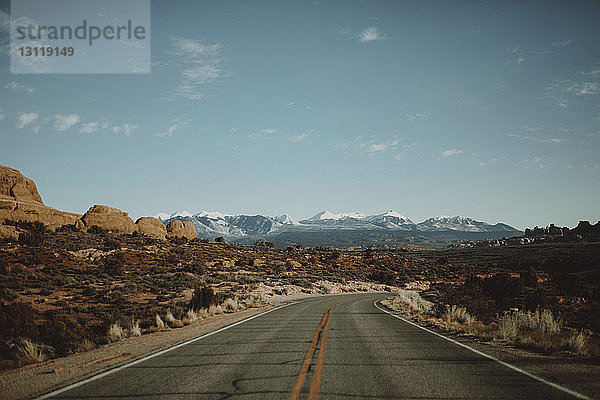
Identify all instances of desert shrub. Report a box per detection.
[104,238,121,251]
[0,288,17,302]
[40,311,88,356]
[0,302,39,340]
[130,320,142,337]
[106,322,126,342]
[222,297,242,313]
[56,224,76,233]
[184,260,206,274]
[565,331,589,355]
[88,225,107,235]
[154,314,166,331]
[18,222,46,247]
[101,252,125,277]
[382,290,432,314]
[14,338,53,364]
[445,305,475,324]
[499,309,563,340]
[520,270,538,288]
[553,273,583,296]
[369,270,396,285]
[525,291,548,311]
[482,272,524,309]
[190,285,217,310]
[169,236,188,245]
[165,312,184,328]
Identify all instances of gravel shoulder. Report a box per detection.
[463,336,600,399]
[0,306,274,400]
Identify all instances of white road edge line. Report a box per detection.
[373,300,591,400]
[34,302,298,400]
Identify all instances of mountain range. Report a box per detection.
[156,210,521,246]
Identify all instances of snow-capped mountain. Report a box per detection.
[159,211,301,238]
[417,216,517,232]
[274,214,300,225]
[155,210,193,221]
[305,210,366,221]
[364,210,416,229]
[157,209,521,240]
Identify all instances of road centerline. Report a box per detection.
[289,301,340,400]
[307,302,337,400]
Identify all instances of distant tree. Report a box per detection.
[214,236,225,243]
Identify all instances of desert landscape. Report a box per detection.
[1,164,599,398]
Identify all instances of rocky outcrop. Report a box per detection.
[135,217,167,240]
[166,220,197,240]
[0,164,79,234]
[76,205,137,235]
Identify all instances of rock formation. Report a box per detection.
[76,205,137,235]
[135,217,167,240]
[0,164,79,233]
[166,220,197,240]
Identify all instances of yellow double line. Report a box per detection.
[289,301,340,400]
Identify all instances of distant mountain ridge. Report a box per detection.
[156,209,521,243]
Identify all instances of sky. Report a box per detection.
[0,0,599,230]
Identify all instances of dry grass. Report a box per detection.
[445,305,475,324]
[565,331,589,356]
[14,338,51,364]
[208,304,223,316]
[106,323,126,343]
[155,314,167,331]
[499,309,562,340]
[129,320,142,337]
[382,290,432,314]
[222,298,242,313]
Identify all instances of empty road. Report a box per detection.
[40,293,583,399]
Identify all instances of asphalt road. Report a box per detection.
[42,293,581,399]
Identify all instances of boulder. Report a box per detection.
[0,164,78,230]
[166,220,197,240]
[136,217,167,240]
[76,205,137,235]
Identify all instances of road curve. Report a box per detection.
[40,293,581,399]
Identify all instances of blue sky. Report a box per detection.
[1,1,599,229]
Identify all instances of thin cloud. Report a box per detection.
[358,27,386,42]
[155,119,190,138]
[79,122,99,134]
[478,158,500,167]
[289,132,310,142]
[508,134,568,143]
[518,156,546,168]
[249,128,277,140]
[441,149,463,158]
[566,82,598,96]
[163,36,227,102]
[364,138,401,154]
[16,112,39,132]
[112,123,138,137]
[52,114,80,131]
